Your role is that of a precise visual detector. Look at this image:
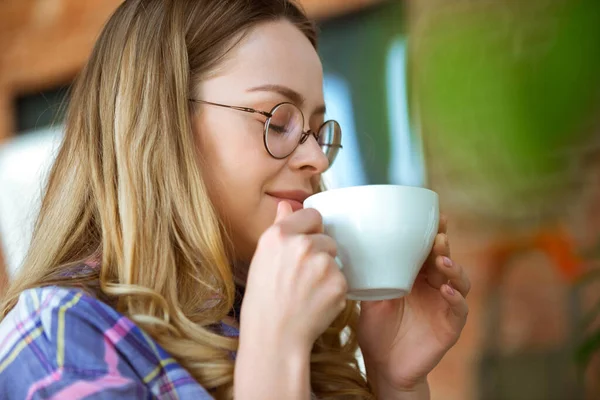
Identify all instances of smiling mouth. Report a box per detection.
[266,191,312,212]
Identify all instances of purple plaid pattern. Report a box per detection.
[0,286,221,399]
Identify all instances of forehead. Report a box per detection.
[205,20,324,103]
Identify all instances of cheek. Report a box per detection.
[194,114,281,251]
[197,122,260,207]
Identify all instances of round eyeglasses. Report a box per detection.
[189,99,343,168]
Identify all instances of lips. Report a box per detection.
[267,190,312,212]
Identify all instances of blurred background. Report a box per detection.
[0,0,599,398]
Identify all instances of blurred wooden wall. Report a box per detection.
[0,0,385,291]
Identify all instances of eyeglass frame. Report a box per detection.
[188,99,343,162]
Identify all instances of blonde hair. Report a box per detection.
[1,0,373,398]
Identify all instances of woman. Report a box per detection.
[0,0,470,398]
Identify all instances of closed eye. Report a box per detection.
[269,124,286,134]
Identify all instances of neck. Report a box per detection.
[232,260,250,288]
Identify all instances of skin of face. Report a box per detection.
[192,20,330,264]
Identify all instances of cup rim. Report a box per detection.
[305,184,438,205]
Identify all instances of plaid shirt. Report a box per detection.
[0,286,229,399]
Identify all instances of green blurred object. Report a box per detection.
[410,0,600,395]
[411,0,600,224]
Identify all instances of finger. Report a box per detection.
[304,252,347,294]
[422,233,450,288]
[301,234,338,258]
[276,207,324,235]
[436,256,471,297]
[275,200,294,223]
[440,283,469,331]
[438,214,448,234]
[426,232,450,263]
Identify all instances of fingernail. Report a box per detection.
[446,284,455,296]
[443,256,453,268]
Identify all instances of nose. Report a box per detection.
[287,131,329,174]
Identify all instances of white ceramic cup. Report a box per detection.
[303,185,439,301]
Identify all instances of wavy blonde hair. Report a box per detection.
[1,0,373,398]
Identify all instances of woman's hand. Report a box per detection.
[358,216,470,398]
[242,200,347,349]
[235,201,347,400]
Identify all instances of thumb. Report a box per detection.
[275,201,294,224]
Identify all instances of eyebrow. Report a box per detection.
[247,84,327,115]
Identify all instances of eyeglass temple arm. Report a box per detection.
[189,99,272,118]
